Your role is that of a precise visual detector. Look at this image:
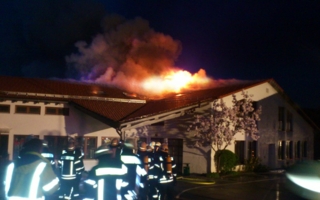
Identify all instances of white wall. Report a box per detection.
[0,100,118,170]
[0,81,314,172]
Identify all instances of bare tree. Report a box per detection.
[187,90,262,172]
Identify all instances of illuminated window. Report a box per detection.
[0,105,10,113]
[15,105,40,114]
[45,107,69,116]
[278,140,285,160]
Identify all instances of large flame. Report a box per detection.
[141,68,210,95]
[66,15,242,98]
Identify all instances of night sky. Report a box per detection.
[1,1,320,108]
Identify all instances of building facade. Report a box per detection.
[0,76,316,173]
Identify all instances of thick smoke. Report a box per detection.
[66,15,184,93]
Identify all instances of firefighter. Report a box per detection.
[121,139,146,199]
[136,142,151,200]
[148,141,162,200]
[157,143,177,200]
[58,137,84,199]
[4,138,60,199]
[82,138,128,200]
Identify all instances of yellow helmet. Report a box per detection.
[155,142,161,147]
[149,141,155,149]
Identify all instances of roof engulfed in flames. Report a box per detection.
[66,15,242,98]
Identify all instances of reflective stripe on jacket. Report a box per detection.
[5,152,59,199]
[59,148,84,179]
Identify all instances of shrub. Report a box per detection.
[244,156,269,172]
[215,149,238,173]
[206,172,220,178]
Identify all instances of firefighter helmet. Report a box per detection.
[149,141,155,149]
[155,141,161,147]
[124,138,135,149]
[161,144,169,152]
[95,144,112,158]
[140,142,147,151]
[110,138,121,147]
[146,145,152,152]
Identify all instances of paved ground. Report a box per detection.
[174,172,312,200]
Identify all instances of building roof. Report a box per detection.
[1,76,317,130]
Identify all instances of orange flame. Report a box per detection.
[141,68,211,95]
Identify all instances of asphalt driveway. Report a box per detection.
[174,172,310,200]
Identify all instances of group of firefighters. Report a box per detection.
[2,136,177,200]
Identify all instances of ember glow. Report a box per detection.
[141,68,210,95]
[66,15,241,98]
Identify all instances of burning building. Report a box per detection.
[0,76,316,173]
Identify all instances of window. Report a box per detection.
[13,135,39,160]
[77,137,97,159]
[235,141,245,164]
[286,141,293,159]
[286,111,293,131]
[295,141,301,158]
[101,137,119,145]
[248,141,257,158]
[45,107,69,116]
[278,107,285,131]
[302,141,307,157]
[0,105,10,113]
[44,136,69,159]
[278,140,285,160]
[16,105,40,114]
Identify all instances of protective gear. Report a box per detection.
[4,139,59,199]
[124,138,135,149]
[157,150,177,200]
[146,145,153,152]
[161,144,169,153]
[58,144,84,199]
[41,140,56,171]
[67,137,76,150]
[94,144,112,158]
[137,145,154,200]
[155,142,161,147]
[148,145,161,200]
[83,144,128,200]
[149,142,155,150]
[111,138,121,147]
[140,142,147,151]
[121,142,146,199]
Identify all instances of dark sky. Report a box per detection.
[1,0,320,108]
